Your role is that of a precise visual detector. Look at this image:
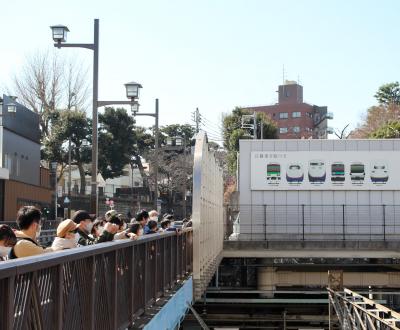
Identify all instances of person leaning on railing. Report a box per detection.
[72,210,118,246]
[51,219,78,251]
[9,206,53,259]
[0,224,17,261]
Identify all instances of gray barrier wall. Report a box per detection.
[238,139,400,240]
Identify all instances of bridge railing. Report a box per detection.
[231,204,400,241]
[192,132,224,299]
[328,287,400,329]
[0,229,192,330]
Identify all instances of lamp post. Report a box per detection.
[132,99,159,209]
[50,20,140,215]
[50,161,58,219]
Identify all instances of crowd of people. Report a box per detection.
[0,206,192,261]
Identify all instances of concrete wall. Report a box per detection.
[239,139,400,240]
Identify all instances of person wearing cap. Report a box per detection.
[52,219,78,251]
[105,209,118,222]
[72,210,118,246]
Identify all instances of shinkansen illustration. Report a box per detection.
[286,163,304,183]
[266,163,281,182]
[350,162,365,181]
[370,162,389,183]
[308,160,326,182]
[331,162,345,182]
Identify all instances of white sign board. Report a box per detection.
[251,151,397,191]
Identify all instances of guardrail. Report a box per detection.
[0,229,192,330]
[328,287,400,329]
[231,204,400,241]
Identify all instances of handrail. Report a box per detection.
[0,229,193,330]
[328,287,400,329]
[0,231,178,276]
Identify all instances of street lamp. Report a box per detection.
[50,25,69,43]
[125,81,142,100]
[131,103,140,115]
[50,19,141,215]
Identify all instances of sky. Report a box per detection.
[1,0,400,142]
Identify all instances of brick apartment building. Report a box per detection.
[244,81,332,139]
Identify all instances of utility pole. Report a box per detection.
[182,136,187,219]
[260,119,264,139]
[154,99,159,210]
[253,112,257,140]
[68,137,72,217]
[192,108,201,133]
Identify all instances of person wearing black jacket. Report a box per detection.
[72,210,118,246]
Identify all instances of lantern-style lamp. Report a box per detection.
[124,81,142,100]
[50,25,69,43]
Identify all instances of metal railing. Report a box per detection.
[231,204,400,241]
[328,288,400,329]
[0,229,192,330]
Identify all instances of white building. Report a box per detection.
[60,163,149,197]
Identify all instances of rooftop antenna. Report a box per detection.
[297,74,301,85]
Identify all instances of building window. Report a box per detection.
[4,154,12,175]
[292,111,301,118]
[280,127,288,134]
[293,126,300,133]
[279,112,288,119]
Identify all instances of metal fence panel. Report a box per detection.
[192,132,224,300]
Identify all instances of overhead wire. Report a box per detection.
[201,117,223,132]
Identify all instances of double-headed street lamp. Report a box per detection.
[50,19,146,215]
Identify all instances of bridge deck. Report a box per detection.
[223,240,400,258]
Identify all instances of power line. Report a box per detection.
[201,115,222,129]
[201,124,222,137]
[201,116,223,132]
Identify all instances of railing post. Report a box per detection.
[2,276,15,330]
[110,250,118,330]
[383,204,386,241]
[88,255,95,330]
[129,245,135,325]
[302,204,305,241]
[144,242,149,311]
[55,264,64,330]
[342,205,345,241]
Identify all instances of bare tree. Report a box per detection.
[11,50,89,139]
[147,149,193,209]
[351,103,400,138]
[334,124,352,139]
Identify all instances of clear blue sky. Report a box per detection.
[1,0,400,141]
